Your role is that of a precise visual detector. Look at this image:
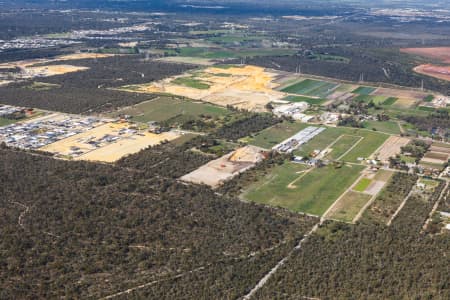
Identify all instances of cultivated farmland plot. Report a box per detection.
[281,79,339,98]
[243,162,365,216]
[327,169,393,222]
[294,126,389,163]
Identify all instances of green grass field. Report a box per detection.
[328,191,371,222]
[363,120,401,135]
[307,54,350,63]
[109,96,230,123]
[207,34,266,44]
[282,95,326,105]
[295,126,389,162]
[353,178,372,192]
[0,117,17,127]
[374,169,394,182]
[353,94,389,105]
[326,135,362,160]
[248,121,309,149]
[418,178,440,189]
[175,47,296,59]
[243,162,365,215]
[417,106,435,112]
[382,97,398,105]
[281,79,338,98]
[172,77,210,89]
[423,94,435,102]
[352,86,376,95]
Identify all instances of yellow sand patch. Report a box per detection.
[393,97,417,108]
[55,53,115,61]
[125,65,285,112]
[25,65,88,76]
[77,131,179,162]
[181,145,266,188]
[0,53,114,69]
[155,56,215,66]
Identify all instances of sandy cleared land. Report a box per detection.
[401,47,450,63]
[181,145,266,188]
[41,122,180,162]
[77,131,179,162]
[155,56,215,65]
[393,98,418,108]
[365,180,386,196]
[413,64,450,82]
[372,87,427,101]
[0,53,114,69]
[430,145,450,155]
[56,53,115,61]
[421,151,448,165]
[25,65,89,76]
[0,80,13,86]
[377,136,411,162]
[124,65,285,112]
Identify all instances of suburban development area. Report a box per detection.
[0,1,449,299]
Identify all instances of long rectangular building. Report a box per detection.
[273,126,325,153]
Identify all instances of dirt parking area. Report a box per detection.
[180,145,266,188]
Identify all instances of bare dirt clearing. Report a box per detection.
[377,136,411,163]
[401,47,450,63]
[122,65,285,112]
[413,64,450,82]
[40,121,180,162]
[372,87,427,102]
[180,145,266,188]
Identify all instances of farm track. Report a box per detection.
[387,178,419,226]
[323,168,368,221]
[242,221,322,300]
[11,201,29,229]
[422,181,449,232]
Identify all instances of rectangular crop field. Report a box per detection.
[326,135,362,160]
[353,94,389,105]
[281,79,338,98]
[382,97,398,105]
[243,163,365,215]
[353,178,372,192]
[248,121,309,149]
[172,77,210,89]
[109,96,230,123]
[328,191,372,222]
[0,117,17,127]
[362,120,401,135]
[352,86,376,95]
[295,126,389,162]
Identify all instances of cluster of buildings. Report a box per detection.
[0,115,106,150]
[273,126,325,153]
[0,105,33,120]
[61,22,154,40]
[320,112,342,124]
[0,38,77,51]
[272,102,314,122]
